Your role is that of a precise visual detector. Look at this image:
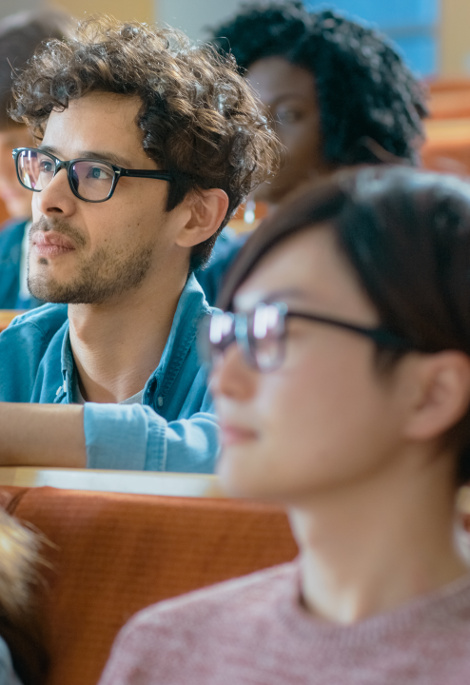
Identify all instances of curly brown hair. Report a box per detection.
[10,16,281,270]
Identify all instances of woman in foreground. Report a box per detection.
[99,165,470,684]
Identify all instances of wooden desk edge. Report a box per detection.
[0,467,224,498]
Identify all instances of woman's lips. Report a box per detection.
[220,423,258,446]
[31,231,76,258]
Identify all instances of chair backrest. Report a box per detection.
[421,118,470,176]
[0,310,23,332]
[0,485,297,685]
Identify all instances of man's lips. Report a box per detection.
[31,231,76,257]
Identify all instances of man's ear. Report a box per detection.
[175,188,229,248]
[403,351,470,442]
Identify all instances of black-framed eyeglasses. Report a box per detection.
[199,302,415,372]
[12,147,173,203]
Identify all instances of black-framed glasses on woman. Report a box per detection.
[12,147,173,203]
[199,302,415,372]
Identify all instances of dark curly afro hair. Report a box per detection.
[209,1,428,167]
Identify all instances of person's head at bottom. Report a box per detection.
[98,166,470,684]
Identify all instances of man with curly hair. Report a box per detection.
[198,0,428,303]
[0,16,280,472]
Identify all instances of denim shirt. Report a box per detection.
[0,275,219,472]
[195,228,250,306]
[0,218,42,309]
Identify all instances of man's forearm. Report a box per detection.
[0,403,86,467]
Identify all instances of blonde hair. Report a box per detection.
[0,509,43,620]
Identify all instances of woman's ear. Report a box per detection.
[175,188,229,248]
[403,351,470,442]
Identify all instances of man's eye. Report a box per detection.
[88,166,112,180]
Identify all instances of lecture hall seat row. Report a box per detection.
[0,469,298,685]
[421,77,470,175]
[0,469,469,685]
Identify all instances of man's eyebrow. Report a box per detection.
[39,145,134,168]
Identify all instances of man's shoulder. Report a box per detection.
[0,304,69,402]
[0,217,28,237]
[6,303,69,338]
[0,218,28,258]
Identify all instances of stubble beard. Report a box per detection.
[28,218,154,305]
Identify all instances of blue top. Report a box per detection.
[195,228,250,306]
[0,275,219,472]
[0,635,21,684]
[0,218,42,310]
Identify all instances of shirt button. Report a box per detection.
[157,396,164,407]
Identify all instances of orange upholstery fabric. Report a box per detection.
[428,90,470,120]
[427,79,470,120]
[421,78,470,175]
[421,119,470,176]
[0,198,8,226]
[0,310,23,332]
[0,486,297,685]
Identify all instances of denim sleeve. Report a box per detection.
[83,403,220,473]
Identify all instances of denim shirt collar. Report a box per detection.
[56,273,212,405]
[144,273,212,405]
[55,327,75,403]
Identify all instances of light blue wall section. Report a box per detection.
[308,0,438,27]
[306,0,439,76]
[158,0,439,76]
[158,0,242,39]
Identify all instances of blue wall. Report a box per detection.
[306,0,439,76]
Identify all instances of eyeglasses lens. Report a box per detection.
[16,150,115,202]
[249,304,286,371]
[71,161,114,201]
[16,149,48,191]
[202,303,287,372]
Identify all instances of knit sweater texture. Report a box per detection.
[99,559,470,684]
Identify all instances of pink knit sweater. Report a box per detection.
[99,560,470,684]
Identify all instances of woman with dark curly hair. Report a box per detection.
[100,165,470,684]
[198,1,428,303]
[210,0,427,207]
